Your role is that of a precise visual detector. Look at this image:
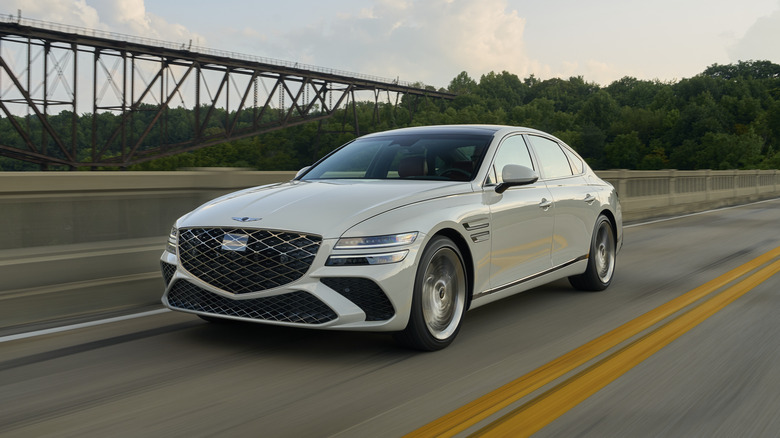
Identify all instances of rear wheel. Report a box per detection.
[569,215,616,291]
[394,236,467,351]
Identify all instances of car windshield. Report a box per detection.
[300,133,493,181]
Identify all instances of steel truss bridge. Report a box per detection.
[0,15,454,169]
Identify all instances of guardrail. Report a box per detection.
[1,168,778,334]
[598,169,780,221]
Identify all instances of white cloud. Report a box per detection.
[12,0,776,92]
[729,5,780,63]
[9,0,204,46]
[7,0,103,29]
[257,0,546,88]
[553,60,641,85]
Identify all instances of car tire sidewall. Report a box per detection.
[570,215,615,292]
[395,236,468,351]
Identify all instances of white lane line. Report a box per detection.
[0,308,171,343]
[625,197,780,228]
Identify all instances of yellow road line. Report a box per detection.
[475,258,780,437]
[405,246,780,437]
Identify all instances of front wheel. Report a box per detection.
[394,236,468,351]
[569,215,616,291]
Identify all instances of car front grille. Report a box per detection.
[321,277,395,321]
[160,261,177,285]
[177,227,322,294]
[166,280,337,324]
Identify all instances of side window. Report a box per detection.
[562,146,584,174]
[528,135,573,179]
[488,135,534,184]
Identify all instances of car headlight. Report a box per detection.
[334,232,418,249]
[166,226,178,254]
[326,250,409,266]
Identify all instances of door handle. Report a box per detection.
[583,194,596,204]
[539,198,552,210]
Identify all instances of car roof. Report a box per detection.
[358,124,547,139]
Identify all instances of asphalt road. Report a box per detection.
[2,198,779,437]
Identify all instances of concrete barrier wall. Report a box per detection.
[1,168,778,333]
[0,169,296,332]
[0,169,297,250]
[598,169,780,222]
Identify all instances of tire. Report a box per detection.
[394,236,468,351]
[569,215,616,291]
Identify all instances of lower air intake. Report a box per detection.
[166,280,337,325]
[321,277,395,321]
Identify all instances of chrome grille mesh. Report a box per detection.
[177,227,322,294]
[166,280,337,324]
[160,261,176,285]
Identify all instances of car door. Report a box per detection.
[485,134,554,289]
[527,135,597,267]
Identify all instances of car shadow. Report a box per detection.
[171,278,588,360]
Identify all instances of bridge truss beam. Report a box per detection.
[0,18,453,169]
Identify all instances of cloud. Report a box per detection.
[729,5,780,63]
[260,0,546,88]
[9,0,204,46]
[6,0,102,29]
[553,60,642,86]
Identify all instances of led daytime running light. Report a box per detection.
[166,226,178,254]
[335,232,417,249]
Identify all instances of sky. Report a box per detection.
[1,0,779,89]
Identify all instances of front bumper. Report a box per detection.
[160,237,422,332]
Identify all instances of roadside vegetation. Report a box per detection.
[2,60,779,171]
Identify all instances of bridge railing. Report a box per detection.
[598,169,780,221]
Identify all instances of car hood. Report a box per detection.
[177,179,472,238]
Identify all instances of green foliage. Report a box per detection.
[2,61,780,171]
[604,132,643,169]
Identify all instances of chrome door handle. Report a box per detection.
[584,194,596,204]
[539,198,552,210]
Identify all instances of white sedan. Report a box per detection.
[160,125,622,350]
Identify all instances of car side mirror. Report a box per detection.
[495,164,539,194]
[295,166,311,179]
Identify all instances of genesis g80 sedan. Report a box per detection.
[160,125,622,350]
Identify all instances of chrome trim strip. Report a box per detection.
[473,255,589,300]
[326,250,409,265]
[464,222,489,231]
[470,231,490,243]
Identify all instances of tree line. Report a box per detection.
[1,60,779,171]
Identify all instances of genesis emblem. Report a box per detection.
[232,217,262,222]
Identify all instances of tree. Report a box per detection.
[448,71,478,95]
[476,71,526,110]
[577,90,620,133]
[605,77,663,108]
[604,132,643,169]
